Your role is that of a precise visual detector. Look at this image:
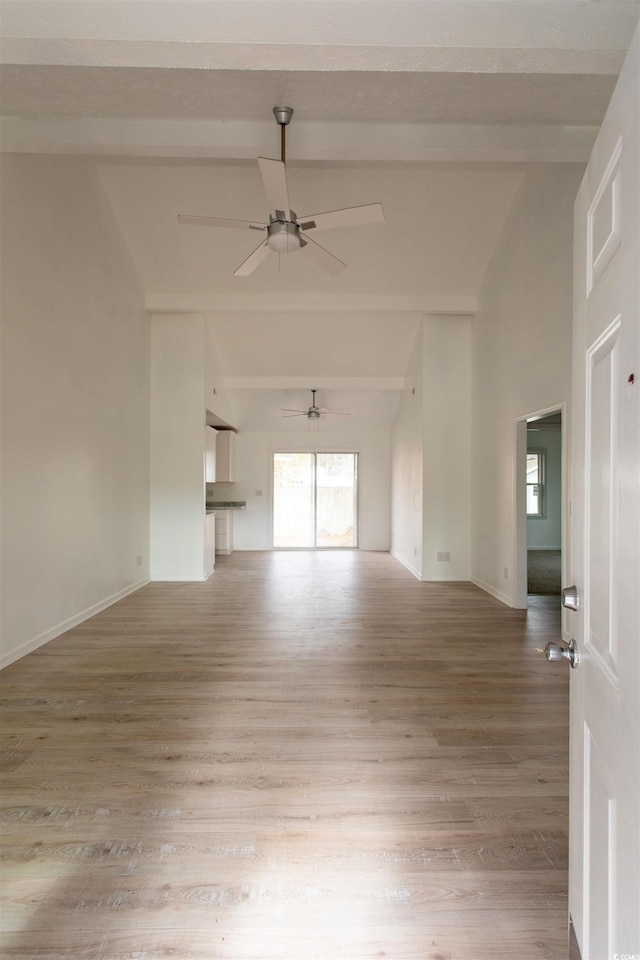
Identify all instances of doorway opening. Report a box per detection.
[273,452,359,548]
[515,407,565,609]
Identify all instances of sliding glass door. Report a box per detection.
[273,453,315,547]
[273,452,358,548]
[315,453,358,547]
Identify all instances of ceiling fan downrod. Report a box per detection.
[273,106,293,165]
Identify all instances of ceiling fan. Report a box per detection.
[178,106,385,276]
[282,389,350,422]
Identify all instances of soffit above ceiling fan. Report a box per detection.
[281,389,350,423]
[178,106,385,276]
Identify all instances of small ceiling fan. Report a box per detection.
[178,106,384,276]
[282,390,350,422]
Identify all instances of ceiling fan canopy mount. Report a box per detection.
[273,105,293,127]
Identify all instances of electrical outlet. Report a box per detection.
[437,552,451,562]
[504,566,509,579]
[255,489,262,497]
[136,555,142,567]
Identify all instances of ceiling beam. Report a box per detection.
[224,377,405,391]
[2,1,637,74]
[146,293,477,314]
[3,2,636,162]
[0,117,598,163]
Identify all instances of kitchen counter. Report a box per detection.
[206,501,246,511]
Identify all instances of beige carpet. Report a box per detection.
[527,549,561,595]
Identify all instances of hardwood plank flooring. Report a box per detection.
[0,550,569,959]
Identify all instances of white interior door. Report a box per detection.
[569,26,639,959]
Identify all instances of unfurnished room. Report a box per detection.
[1,3,639,958]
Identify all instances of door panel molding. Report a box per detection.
[587,137,622,296]
[584,316,621,686]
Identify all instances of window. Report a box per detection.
[273,452,358,548]
[526,449,546,517]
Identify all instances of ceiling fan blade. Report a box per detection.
[178,214,267,231]
[298,202,384,233]
[258,157,291,221]
[281,408,309,414]
[282,413,308,418]
[299,235,347,275]
[316,403,350,415]
[233,239,271,277]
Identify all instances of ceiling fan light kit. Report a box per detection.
[266,218,301,253]
[178,106,384,276]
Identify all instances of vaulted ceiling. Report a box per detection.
[2,1,638,430]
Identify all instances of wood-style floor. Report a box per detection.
[1,551,569,960]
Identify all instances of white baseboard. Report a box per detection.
[390,550,421,580]
[421,574,472,582]
[0,577,150,670]
[471,576,514,608]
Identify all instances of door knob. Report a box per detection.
[545,638,580,668]
[561,585,579,610]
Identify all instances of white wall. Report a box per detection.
[149,313,207,580]
[422,315,472,580]
[390,315,471,581]
[471,165,583,605]
[204,316,238,428]
[527,428,562,549]
[230,430,390,551]
[390,325,424,576]
[149,312,240,580]
[0,155,149,667]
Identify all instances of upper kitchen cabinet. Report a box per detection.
[205,426,217,483]
[216,430,235,482]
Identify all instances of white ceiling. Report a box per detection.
[97,162,524,299]
[2,0,639,432]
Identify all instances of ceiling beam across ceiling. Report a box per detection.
[146,293,477,314]
[223,377,405,391]
[2,1,637,74]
